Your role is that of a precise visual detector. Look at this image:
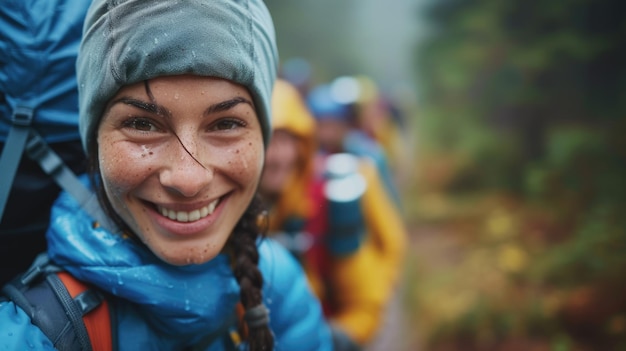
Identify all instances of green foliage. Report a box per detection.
[525,126,626,203]
[532,204,626,287]
[411,0,626,348]
[414,0,626,193]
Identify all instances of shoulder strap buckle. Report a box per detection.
[26,132,64,176]
[20,253,62,285]
[11,106,35,127]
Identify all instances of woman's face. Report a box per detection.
[97,75,264,265]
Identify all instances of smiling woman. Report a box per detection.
[0,0,336,350]
[97,76,265,266]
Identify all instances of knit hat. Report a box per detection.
[77,0,278,152]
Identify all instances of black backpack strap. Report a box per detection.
[0,105,34,222]
[0,106,115,232]
[24,131,116,233]
[1,253,104,351]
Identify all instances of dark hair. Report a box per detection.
[227,195,274,350]
[87,80,274,350]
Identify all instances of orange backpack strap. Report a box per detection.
[57,272,112,351]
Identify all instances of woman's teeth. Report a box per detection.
[158,199,219,222]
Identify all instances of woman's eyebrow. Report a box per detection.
[107,96,253,116]
[205,97,253,115]
[109,97,171,118]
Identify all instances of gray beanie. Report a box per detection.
[77,0,278,151]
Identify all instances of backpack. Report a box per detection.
[1,253,114,351]
[272,152,367,259]
[0,0,109,284]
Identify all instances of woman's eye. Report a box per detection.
[122,118,158,132]
[212,118,246,131]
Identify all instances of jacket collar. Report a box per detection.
[46,189,240,336]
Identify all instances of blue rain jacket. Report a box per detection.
[0,0,87,143]
[0,188,334,350]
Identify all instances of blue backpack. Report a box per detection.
[0,0,107,284]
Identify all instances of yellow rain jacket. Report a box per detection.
[267,79,407,345]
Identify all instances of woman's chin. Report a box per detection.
[160,254,217,266]
[152,244,222,266]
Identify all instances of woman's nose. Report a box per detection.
[159,140,212,197]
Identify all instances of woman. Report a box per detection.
[0,0,333,350]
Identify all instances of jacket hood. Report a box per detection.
[77,0,278,152]
[271,79,316,141]
[46,188,240,337]
[267,79,318,228]
[0,0,89,143]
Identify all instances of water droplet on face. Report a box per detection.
[136,145,149,158]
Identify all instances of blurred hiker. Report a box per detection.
[261,79,408,349]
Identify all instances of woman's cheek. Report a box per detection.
[229,143,264,182]
[99,140,155,190]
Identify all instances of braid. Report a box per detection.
[228,194,274,351]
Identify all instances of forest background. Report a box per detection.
[266,0,626,350]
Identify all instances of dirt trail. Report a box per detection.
[365,223,464,351]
